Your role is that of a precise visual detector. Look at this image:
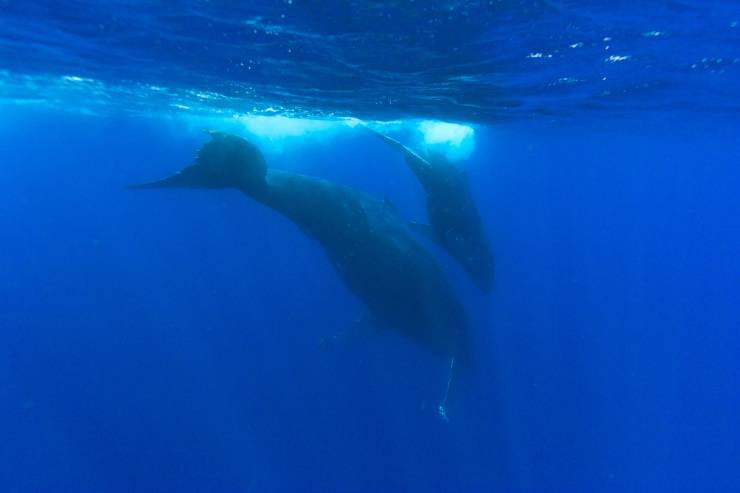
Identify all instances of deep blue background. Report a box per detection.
[1,107,738,492]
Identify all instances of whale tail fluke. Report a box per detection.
[127,162,220,189]
[128,131,268,192]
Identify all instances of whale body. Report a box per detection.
[129,132,472,374]
[367,128,494,292]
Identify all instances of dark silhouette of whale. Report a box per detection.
[366,128,494,292]
[129,131,470,418]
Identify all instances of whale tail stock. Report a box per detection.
[128,131,267,192]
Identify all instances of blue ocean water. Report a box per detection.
[1,2,739,492]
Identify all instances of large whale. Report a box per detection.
[129,132,470,418]
[366,128,494,292]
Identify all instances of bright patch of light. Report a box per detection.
[416,120,475,162]
[212,115,367,155]
[606,55,631,63]
[61,75,93,83]
[0,70,478,162]
[236,115,346,140]
[342,117,362,128]
[418,121,473,147]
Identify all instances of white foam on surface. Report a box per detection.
[416,120,475,162]
[228,115,476,161]
[0,71,477,161]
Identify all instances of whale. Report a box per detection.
[129,131,470,418]
[366,128,494,292]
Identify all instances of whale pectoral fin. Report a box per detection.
[364,127,434,178]
[437,356,458,422]
[408,221,436,242]
[363,126,407,152]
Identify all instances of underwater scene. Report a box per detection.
[1,1,739,492]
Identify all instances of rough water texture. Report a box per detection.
[1,1,739,121]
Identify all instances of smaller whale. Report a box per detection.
[129,131,471,418]
[366,128,494,292]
